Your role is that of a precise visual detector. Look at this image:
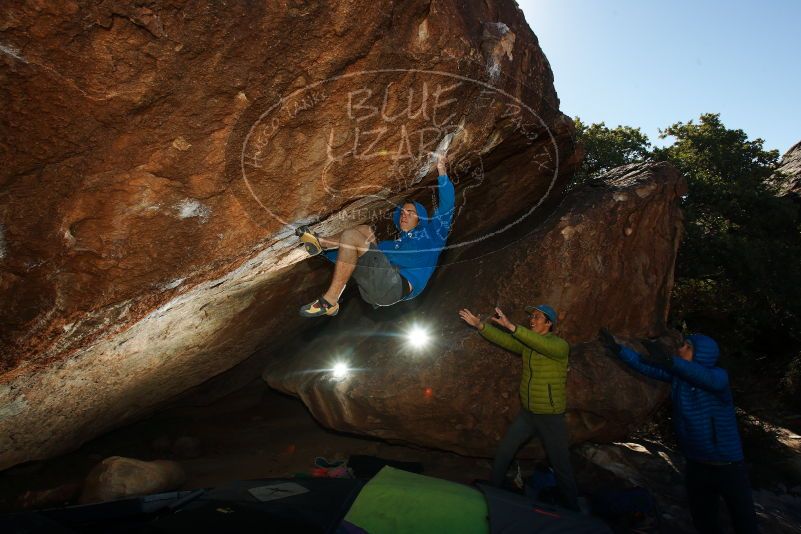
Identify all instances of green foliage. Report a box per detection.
[575,114,801,366]
[653,114,801,361]
[572,118,651,187]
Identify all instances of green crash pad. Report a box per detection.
[344,466,489,534]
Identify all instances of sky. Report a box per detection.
[517,0,801,155]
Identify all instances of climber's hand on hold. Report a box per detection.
[437,153,447,176]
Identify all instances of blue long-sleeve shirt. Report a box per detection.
[618,334,744,463]
[325,174,455,300]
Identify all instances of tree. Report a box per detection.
[576,114,801,366]
[653,114,801,363]
[572,118,651,187]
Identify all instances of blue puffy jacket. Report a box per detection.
[325,174,455,300]
[618,334,744,463]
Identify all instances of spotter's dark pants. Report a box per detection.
[685,459,759,534]
[490,410,579,511]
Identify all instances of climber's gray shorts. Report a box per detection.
[353,245,405,307]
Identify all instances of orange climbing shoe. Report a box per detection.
[296,225,323,256]
[299,296,340,318]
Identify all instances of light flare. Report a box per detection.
[407,325,431,349]
[332,361,350,379]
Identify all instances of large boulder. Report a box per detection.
[263,162,687,455]
[1,2,578,468]
[79,456,186,504]
[772,140,801,202]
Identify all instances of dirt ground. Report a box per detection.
[0,381,495,512]
[2,379,800,533]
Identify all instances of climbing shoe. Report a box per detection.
[296,225,323,256]
[299,296,339,318]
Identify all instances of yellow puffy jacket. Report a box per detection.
[480,323,569,414]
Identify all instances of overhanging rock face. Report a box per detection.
[1,1,578,468]
[264,162,687,456]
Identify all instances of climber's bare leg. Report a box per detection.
[322,225,376,305]
[318,232,342,250]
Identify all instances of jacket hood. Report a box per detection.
[392,200,429,231]
[688,334,719,368]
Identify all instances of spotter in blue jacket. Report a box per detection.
[618,334,744,463]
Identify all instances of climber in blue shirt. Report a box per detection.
[599,329,759,534]
[296,154,455,317]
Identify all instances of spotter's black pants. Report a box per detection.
[685,459,759,534]
[490,410,579,511]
